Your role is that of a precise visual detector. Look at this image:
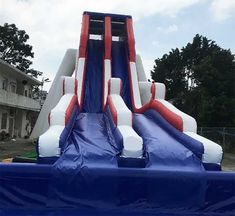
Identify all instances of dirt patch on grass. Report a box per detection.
[0,139,36,161]
[222,153,235,171]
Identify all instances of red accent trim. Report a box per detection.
[150,100,183,131]
[104,17,112,60]
[75,79,78,95]
[62,78,65,95]
[79,15,89,58]
[65,95,78,125]
[151,82,156,100]
[79,58,87,111]
[119,79,122,96]
[134,102,150,113]
[108,79,111,95]
[126,18,136,62]
[48,112,51,126]
[107,96,117,125]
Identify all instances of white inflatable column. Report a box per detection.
[107,78,143,158]
[38,76,77,158]
[76,14,89,109]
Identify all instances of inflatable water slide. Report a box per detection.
[1,12,235,216]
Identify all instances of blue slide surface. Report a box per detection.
[134,111,204,171]
[82,40,103,113]
[111,41,132,109]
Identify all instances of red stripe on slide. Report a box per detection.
[151,82,156,100]
[79,14,89,58]
[80,58,87,111]
[65,95,78,125]
[150,100,183,131]
[119,79,122,96]
[108,79,111,95]
[107,96,117,125]
[126,18,136,62]
[104,17,112,59]
[75,79,78,95]
[135,102,150,113]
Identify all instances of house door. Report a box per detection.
[8,117,14,138]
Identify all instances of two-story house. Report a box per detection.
[0,59,41,139]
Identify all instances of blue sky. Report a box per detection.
[0,0,235,90]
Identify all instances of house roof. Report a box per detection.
[0,59,42,86]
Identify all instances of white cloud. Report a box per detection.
[152,40,160,47]
[157,24,178,34]
[0,0,201,90]
[211,0,235,21]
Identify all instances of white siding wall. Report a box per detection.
[20,110,28,138]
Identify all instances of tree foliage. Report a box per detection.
[0,23,41,78]
[151,34,235,127]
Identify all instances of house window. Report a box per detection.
[28,89,32,98]
[10,83,16,93]
[2,79,8,91]
[1,113,8,129]
[9,109,15,117]
[24,89,28,97]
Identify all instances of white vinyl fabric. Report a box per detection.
[110,94,132,126]
[138,81,152,106]
[154,83,166,99]
[157,99,197,133]
[39,93,76,157]
[108,78,143,158]
[136,54,147,81]
[109,78,121,95]
[118,125,143,158]
[103,59,111,107]
[129,62,142,109]
[62,76,76,94]
[38,125,64,157]
[139,81,166,105]
[184,132,223,164]
[76,57,86,105]
[31,49,77,138]
[50,94,75,126]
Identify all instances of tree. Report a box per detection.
[0,23,41,78]
[151,34,235,127]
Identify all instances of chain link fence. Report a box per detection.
[197,127,235,153]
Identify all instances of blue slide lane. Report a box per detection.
[82,40,103,113]
[133,110,205,171]
[111,41,132,110]
[55,113,119,169]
